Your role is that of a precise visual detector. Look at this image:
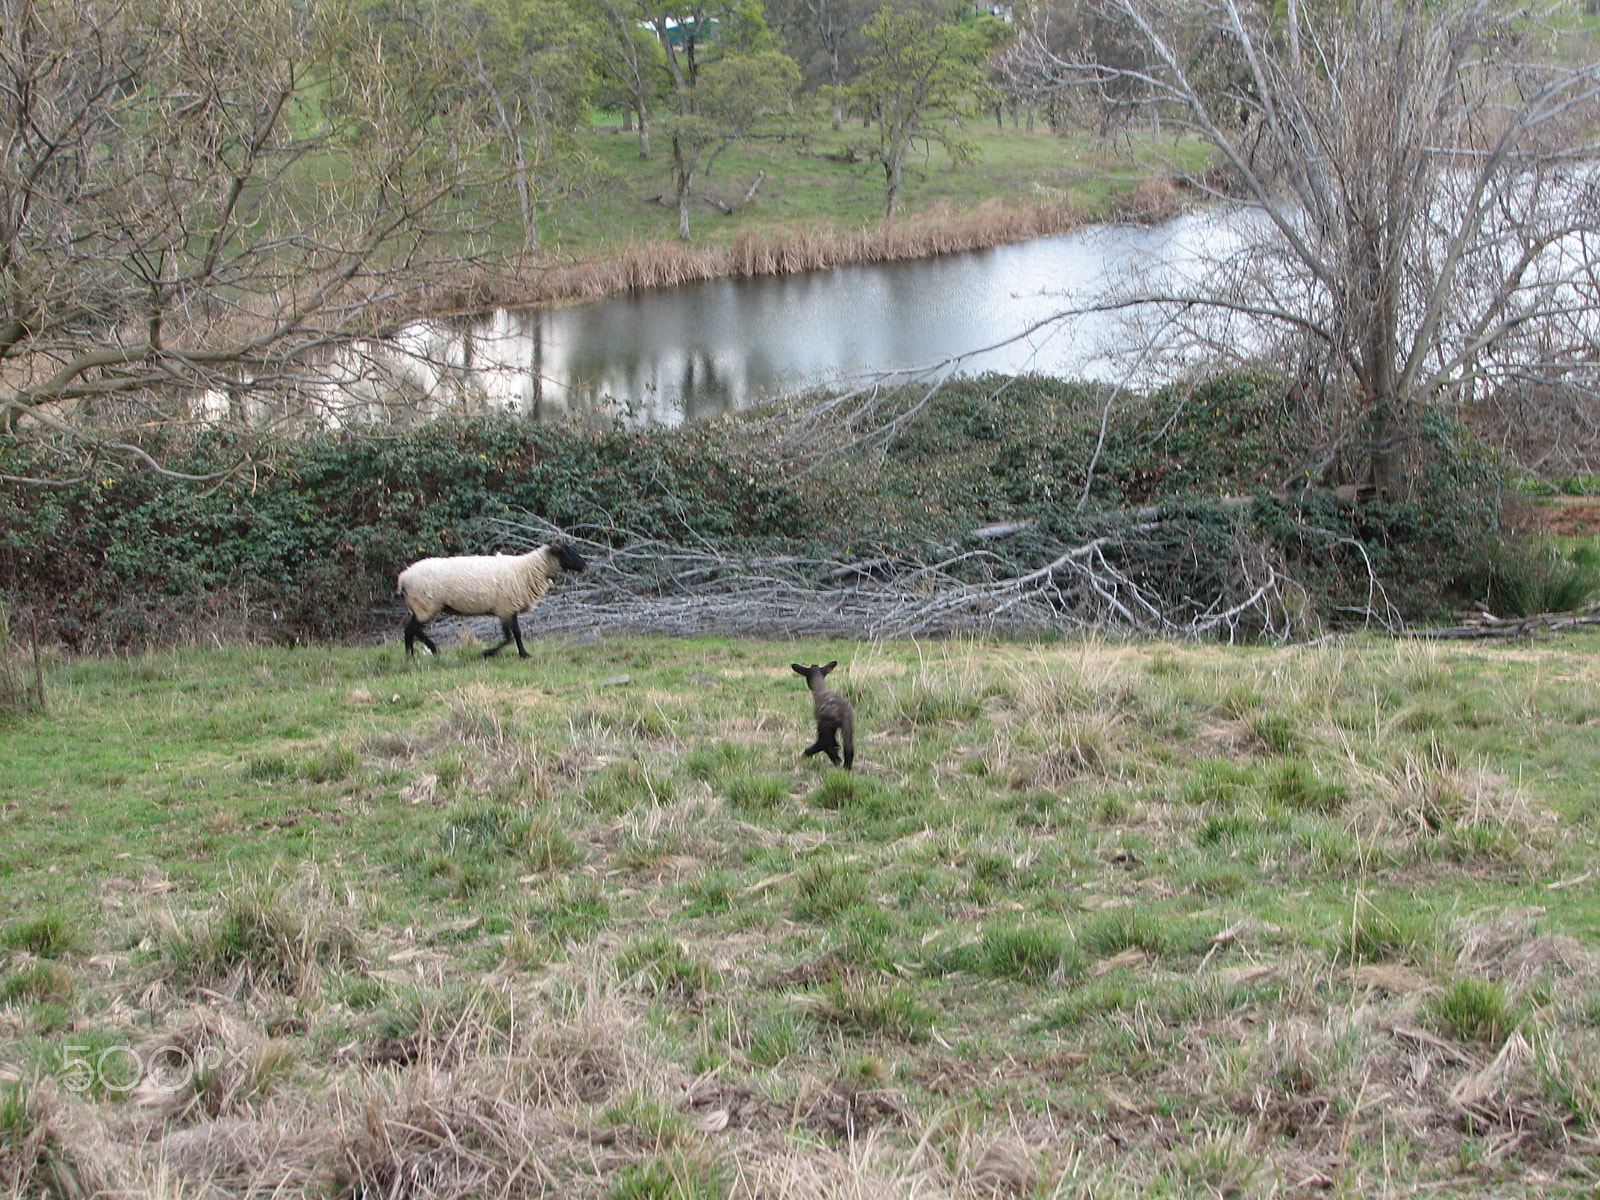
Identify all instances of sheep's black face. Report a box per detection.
[552,541,587,573]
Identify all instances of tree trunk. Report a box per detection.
[638,110,650,158]
[674,138,693,240]
[622,106,634,131]
[1370,402,1406,498]
[511,152,537,251]
[828,50,844,131]
[884,157,901,223]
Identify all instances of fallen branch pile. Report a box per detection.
[465,513,1318,643]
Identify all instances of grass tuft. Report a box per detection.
[1268,760,1349,814]
[0,961,74,1004]
[1429,978,1520,1046]
[725,774,789,813]
[161,877,359,997]
[793,859,869,922]
[978,924,1081,981]
[1080,910,1169,959]
[609,1150,727,1200]
[2,914,78,958]
[802,976,934,1043]
[1345,898,1435,966]
[618,935,718,999]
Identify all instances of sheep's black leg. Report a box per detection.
[803,740,825,759]
[484,617,515,658]
[510,615,530,659]
[404,615,438,657]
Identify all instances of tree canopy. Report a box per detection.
[852,4,996,220]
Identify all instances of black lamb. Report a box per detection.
[792,661,855,770]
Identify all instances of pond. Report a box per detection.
[382,208,1240,424]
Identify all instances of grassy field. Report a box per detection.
[4,630,1600,1196]
[543,120,1209,257]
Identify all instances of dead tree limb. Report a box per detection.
[1412,609,1600,640]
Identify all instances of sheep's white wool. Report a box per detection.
[397,547,560,623]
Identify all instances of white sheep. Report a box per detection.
[397,541,587,659]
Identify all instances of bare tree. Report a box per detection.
[1008,0,1600,494]
[0,0,509,485]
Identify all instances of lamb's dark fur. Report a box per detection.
[792,661,854,770]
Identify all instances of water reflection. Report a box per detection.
[385,209,1239,424]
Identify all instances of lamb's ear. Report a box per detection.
[820,661,838,675]
[791,664,809,676]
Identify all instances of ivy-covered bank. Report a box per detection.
[0,375,1507,648]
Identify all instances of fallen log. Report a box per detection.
[1413,608,1600,640]
[699,173,768,215]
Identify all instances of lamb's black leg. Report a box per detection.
[404,615,438,657]
[805,727,842,767]
[484,617,515,658]
[510,615,530,659]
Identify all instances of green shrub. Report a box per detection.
[1476,538,1600,617]
[0,375,1506,646]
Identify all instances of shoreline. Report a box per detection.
[422,184,1184,318]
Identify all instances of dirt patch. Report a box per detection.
[1524,498,1600,536]
[795,1080,914,1139]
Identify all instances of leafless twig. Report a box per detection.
[474,512,1312,643]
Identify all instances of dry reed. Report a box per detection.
[424,197,1091,315]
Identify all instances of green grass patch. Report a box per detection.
[3,634,1600,1191]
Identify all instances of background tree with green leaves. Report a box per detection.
[595,0,674,156]
[765,0,877,128]
[634,0,802,239]
[352,0,600,250]
[851,4,995,221]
